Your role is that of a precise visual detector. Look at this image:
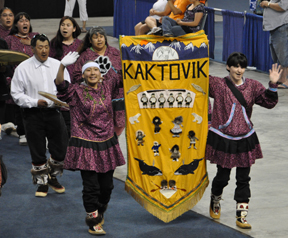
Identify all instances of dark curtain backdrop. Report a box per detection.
[204,7,215,60]
[242,13,273,72]
[5,0,113,19]
[222,10,244,62]
[113,0,155,37]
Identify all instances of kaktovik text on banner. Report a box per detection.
[120,30,209,222]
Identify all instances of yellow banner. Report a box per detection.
[120,31,209,222]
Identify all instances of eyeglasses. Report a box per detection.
[1,14,13,17]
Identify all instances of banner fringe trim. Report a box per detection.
[125,178,209,223]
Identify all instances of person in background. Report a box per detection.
[0,7,14,39]
[161,0,204,37]
[74,26,125,136]
[134,0,170,35]
[11,34,70,197]
[260,0,288,89]
[50,16,82,81]
[146,0,191,35]
[0,38,11,128]
[5,12,39,145]
[207,52,281,229]
[50,16,82,137]
[0,8,16,135]
[55,52,125,235]
[6,12,38,58]
[64,0,88,33]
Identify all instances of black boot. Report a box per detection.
[47,158,65,193]
[98,204,108,225]
[48,157,63,177]
[31,163,49,197]
[86,210,106,235]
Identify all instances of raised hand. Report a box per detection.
[269,63,282,84]
[60,51,79,67]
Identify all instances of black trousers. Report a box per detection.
[60,110,71,138]
[0,101,5,124]
[80,170,114,213]
[5,104,25,136]
[22,108,68,165]
[211,165,251,203]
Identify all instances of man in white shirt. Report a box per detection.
[11,34,70,197]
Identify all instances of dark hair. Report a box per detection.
[50,16,81,58]
[78,26,107,55]
[9,12,32,35]
[188,130,195,137]
[226,52,247,71]
[0,7,14,16]
[31,34,50,47]
[171,144,179,151]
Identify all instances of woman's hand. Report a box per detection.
[269,63,282,84]
[149,9,155,15]
[60,51,79,67]
[20,38,31,46]
[176,19,182,25]
[56,52,79,85]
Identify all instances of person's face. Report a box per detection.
[32,40,50,63]
[0,9,14,29]
[60,19,76,39]
[226,64,246,85]
[16,16,30,36]
[90,33,106,51]
[82,66,101,88]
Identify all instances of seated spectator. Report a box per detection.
[146,0,191,35]
[162,0,204,37]
[135,0,170,35]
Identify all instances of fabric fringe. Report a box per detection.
[125,177,209,223]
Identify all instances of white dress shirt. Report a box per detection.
[11,56,71,108]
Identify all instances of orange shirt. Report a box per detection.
[169,0,191,20]
[200,0,206,4]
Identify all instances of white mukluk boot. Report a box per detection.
[210,193,222,219]
[236,203,252,229]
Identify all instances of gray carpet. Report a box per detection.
[0,134,252,238]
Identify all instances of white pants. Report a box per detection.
[64,0,88,22]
